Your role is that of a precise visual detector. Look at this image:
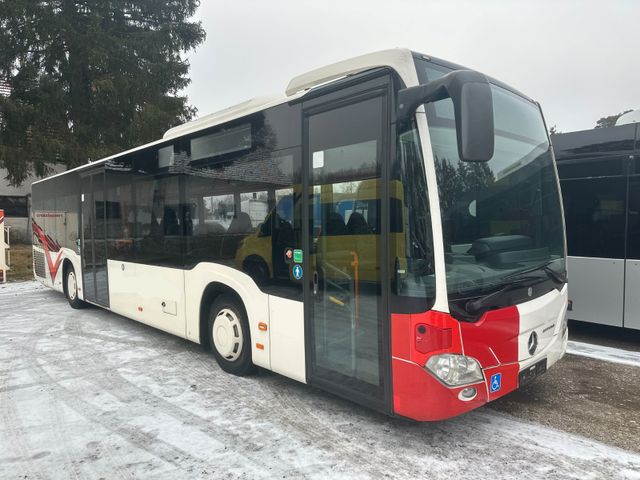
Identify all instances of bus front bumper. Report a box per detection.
[391,300,568,422]
[392,326,567,421]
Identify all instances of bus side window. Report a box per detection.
[391,124,435,311]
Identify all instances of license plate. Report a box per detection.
[519,358,547,387]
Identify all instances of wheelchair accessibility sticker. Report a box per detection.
[490,373,502,393]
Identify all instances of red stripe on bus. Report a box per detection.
[391,307,520,421]
[392,357,488,421]
[32,220,64,282]
[458,306,520,367]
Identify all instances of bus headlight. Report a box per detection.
[425,354,484,387]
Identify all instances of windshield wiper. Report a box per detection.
[502,260,567,285]
[541,264,566,284]
[464,277,539,315]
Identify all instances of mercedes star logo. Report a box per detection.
[528,331,539,356]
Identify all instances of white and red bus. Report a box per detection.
[32,49,568,421]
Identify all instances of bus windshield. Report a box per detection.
[415,59,566,303]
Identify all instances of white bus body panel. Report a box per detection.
[517,285,568,369]
[102,260,306,375]
[268,295,306,383]
[415,110,449,313]
[624,260,640,330]
[286,48,417,96]
[566,256,624,327]
[184,263,271,370]
[33,246,82,297]
[108,260,186,338]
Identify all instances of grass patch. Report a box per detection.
[5,243,33,282]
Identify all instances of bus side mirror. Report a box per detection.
[397,70,495,162]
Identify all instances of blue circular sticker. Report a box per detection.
[292,264,303,280]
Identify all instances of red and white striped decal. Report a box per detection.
[391,287,566,421]
[32,219,64,283]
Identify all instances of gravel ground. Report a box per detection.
[1,282,639,480]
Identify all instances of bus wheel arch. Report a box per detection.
[199,282,256,376]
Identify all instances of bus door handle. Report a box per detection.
[313,270,319,295]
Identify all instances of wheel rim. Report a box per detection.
[67,271,77,300]
[212,308,243,362]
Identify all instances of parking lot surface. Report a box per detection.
[1,282,639,479]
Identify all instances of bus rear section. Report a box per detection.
[30,49,568,422]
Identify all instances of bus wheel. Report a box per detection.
[64,264,86,309]
[208,294,255,376]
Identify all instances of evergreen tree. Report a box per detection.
[0,0,205,185]
[595,110,632,129]
[548,124,561,135]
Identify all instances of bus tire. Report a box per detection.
[208,294,255,376]
[64,264,86,309]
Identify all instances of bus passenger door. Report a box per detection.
[80,170,110,307]
[303,76,391,412]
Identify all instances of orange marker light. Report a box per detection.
[256,343,264,350]
[258,322,268,331]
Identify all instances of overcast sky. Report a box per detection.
[186,0,639,133]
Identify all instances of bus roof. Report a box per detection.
[34,48,419,186]
[163,48,417,140]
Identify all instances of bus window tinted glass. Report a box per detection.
[626,177,640,259]
[132,147,182,266]
[392,122,435,311]
[561,177,626,259]
[185,147,302,300]
[0,196,28,217]
[191,124,252,161]
[106,157,134,261]
[556,156,626,179]
[32,173,81,263]
[419,60,565,304]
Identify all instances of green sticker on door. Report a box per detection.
[293,249,303,263]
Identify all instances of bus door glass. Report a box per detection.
[81,170,110,306]
[305,91,388,404]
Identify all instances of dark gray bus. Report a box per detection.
[553,123,640,329]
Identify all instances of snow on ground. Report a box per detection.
[0,280,46,295]
[567,340,640,368]
[1,281,640,479]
